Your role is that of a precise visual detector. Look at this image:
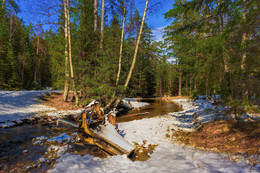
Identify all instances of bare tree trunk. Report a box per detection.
[241,0,248,99]
[159,79,162,96]
[241,0,247,72]
[185,79,188,96]
[100,0,105,49]
[217,0,230,97]
[63,0,69,102]
[104,0,126,109]
[124,0,149,88]
[205,78,208,97]
[94,0,98,34]
[178,0,183,97]
[178,66,182,96]
[34,33,40,83]
[67,0,78,104]
[116,0,126,86]
[114,0,149,107]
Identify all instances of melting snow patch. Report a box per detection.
[47,133,71,144]
[129,101,149,109]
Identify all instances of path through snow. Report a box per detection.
[50,98,258,173]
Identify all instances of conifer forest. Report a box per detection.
[0,0,260,172]
[0,0,259,107]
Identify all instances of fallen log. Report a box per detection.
[56,100,136,158]
[119,112,150,118]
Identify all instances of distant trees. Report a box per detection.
[0,0,51,90]
[164,0,260,103]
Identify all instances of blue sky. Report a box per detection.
[17,0,173,41]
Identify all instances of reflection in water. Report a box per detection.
[0,124,74,172]
[117,99,181,123]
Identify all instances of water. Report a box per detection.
[0,124,74,172]
[0,99,181,172]
[117,99,181,123]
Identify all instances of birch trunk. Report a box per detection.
[67,0,79,104]
[124,0,149,88]
[105,0,126,109]
[94,0,98,34]
[100,0,105,49]
[116,0,126,86]
[63,0,69,102]
[114,0,149,108]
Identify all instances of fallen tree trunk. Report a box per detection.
[56,100,136,158]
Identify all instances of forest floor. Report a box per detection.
[172,120,260,168]
[41,91,79,110]
[0,90,259,172]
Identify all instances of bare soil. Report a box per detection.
[172,120,260,165]
[40,92,79,110]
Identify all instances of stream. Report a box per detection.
[0,99,180,172]
[117,99,181,122]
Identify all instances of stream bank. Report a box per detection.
[0,91,259,172]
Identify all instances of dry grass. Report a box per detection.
[40,92,79,110]
[173,120,260,156]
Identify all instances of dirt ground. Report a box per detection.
[161,96,191,102]
[40,92,79,110]
[172,120,260,165]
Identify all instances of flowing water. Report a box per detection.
[117,98,181,123]
[0,99,180,172]
[0,124,74,172]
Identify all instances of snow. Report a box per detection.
[122,98,150,109]
[48,145,71,157]
[129,101,149,109]
[0,90,83,128]
[50,98,258,173]
[47,133,72,144]
[93,123,135,153]
[0,90,258,172]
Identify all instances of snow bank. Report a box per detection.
[50,98,256,173]
[129,101,149,109]
[0,90,82,128]
[0,90,56,127]
[50,114,255,173]
[122,98,149,109]
[167,98,226,132]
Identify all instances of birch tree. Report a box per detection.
[63,0,69,101]
[94,0,98,34]
[67,0,79,104]
[116,0,126,86]
[124,0,149,89]
[105,0,127,109]
[113,0,149,107]
[100,0,105,49]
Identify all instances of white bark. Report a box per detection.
[124,0,149,88]
[94,0,98,34]
[116,0,126,86]
[100,0,105,49]
[67,0,78,104]
[63,0,69,102]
